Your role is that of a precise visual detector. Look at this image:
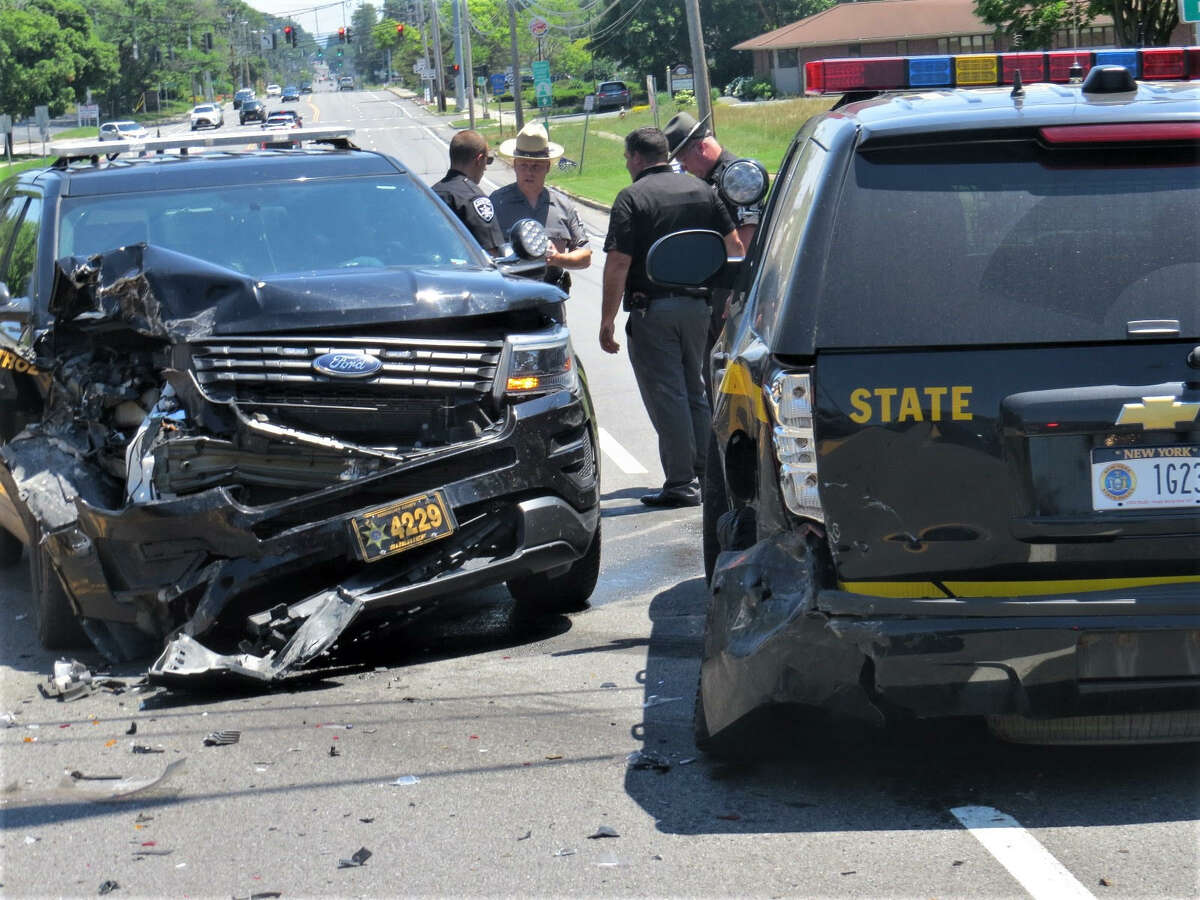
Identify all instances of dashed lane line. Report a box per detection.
[951,806,1095,900]
[598,427,648,475]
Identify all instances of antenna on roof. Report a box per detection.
[1010,70,1024,98]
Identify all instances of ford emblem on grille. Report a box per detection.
[312,351,383,379]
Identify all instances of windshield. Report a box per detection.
[812,140,1199,347]
[59,175,489,276]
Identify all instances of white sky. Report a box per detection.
[244,0,363,42]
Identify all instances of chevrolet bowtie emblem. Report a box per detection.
[1115,396,1200,430]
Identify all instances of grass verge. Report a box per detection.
[470,97,835,208]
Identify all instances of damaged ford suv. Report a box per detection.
[649,50,1200,747]
[0,128,600,685]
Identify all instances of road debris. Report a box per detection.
[202,730,240,746]
[600,682,618,689]
[62,758,185,802]
[131,744,164,754]
[41,659,94,702]
[1100,877,1113,887]
[125,723,137,735]
[329,746,340,757]
[517,830,532,841]
[588,826,620,839]
[390,775,420,786]
[552,847,576,858]
[98,880,120,894]
[337,847,372,868]
[626,750,671,773]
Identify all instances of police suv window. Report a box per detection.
[813,140,1199,347]
[0,195,41,303]
[747,139,827,334]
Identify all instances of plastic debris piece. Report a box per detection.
[329,746,340,757]
[337,846,372,868]
[600,682,618,689]
[1,712,16,727]
[545,754,563,760]
[202,730,240,746]
[642,695,683,708]
[594,853,627,868]
[22,736,36,743]
[133,848,173,857]
[135,813,153,823]
[841,870,856,876]
[98,880,120,894]
[679,757,696,765]
[552,847,576,858]
[125,723,137,735]
[60,723,71,728]
[131,744,164,754]
[359,818,375,824]
[41,659,94,702]
[63,758,186,802]
[588,826,620,839]
[70,771,121,780]
[517,830,532,841]
[104,740,118,748]
[626,750,671,773]
[24,835,40,844]
[1099,877,1113,887]
[390,775,420,786]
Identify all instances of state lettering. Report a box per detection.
[847,386,973,424]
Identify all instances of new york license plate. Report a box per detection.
[350,490,457,562]
[1091,445,1200,511]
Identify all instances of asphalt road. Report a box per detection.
[1,88,1197,899]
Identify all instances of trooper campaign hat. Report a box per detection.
[664,112,710,161]
[498,122,564,161]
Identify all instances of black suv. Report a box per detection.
[649,51,1200,747]
[0,128,600,684]
[239,99,268,125]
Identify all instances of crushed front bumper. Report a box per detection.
[701,533,1200,736]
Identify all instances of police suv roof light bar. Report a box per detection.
[804,47,1200,95]
[49,127,358,164]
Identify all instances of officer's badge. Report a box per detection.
[472,196,495,222]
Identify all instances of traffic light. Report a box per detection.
[396,23,405,38]
[270,32,278,50]
[345,27,353,42]
[338,27,345,42]
[337,47,343,57]
[283,25,294,47]
[451,63,460,74]
[202,32,213,52]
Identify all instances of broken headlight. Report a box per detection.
[766,369,823,522]
[498,326,576,400]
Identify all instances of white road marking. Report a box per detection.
[950,806,1095,900]
[598,427,647,475]
[392,100,502,192]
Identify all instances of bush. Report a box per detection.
[673,89,695,110]
[745,77,776,101]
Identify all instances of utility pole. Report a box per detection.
[682,0,714,136]
[463,0,476,127]
[430,0,447,111]
[507,0,524,129]
[452,0,465,110]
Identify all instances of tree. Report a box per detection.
[0,0,117,151]
[974,0,1180,49]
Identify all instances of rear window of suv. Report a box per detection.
[798,139,1199,349]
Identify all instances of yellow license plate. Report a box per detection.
[349,490,457,562]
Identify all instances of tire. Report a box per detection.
[29,528,88,650]
[507,522,601,616]
[702,432,727,585]
[0,529,21,567]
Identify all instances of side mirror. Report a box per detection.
[496,218,550,276]
[0,287,31,326]
[719,159,769,209]
[646,229,726,288]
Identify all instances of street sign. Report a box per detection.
[529,16,549,38]
[583,94,594,112]
[1182,0,1199,22]
[0,115,11,136]
[670,63,694,92]
[77,103,99,125]
[532,60,552,109]
[490,72,507,94]
[35,105,49,139]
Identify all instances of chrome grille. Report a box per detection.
[190,335,503,399]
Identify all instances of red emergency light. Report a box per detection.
[804,47,1200,94]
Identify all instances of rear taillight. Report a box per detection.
[766,371,824,521]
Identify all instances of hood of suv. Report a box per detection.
[50,244,564,341]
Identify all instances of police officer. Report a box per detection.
[664,112,762,401]
[491,123,591,294]
[432,130,505,256]
[601,127,742,508]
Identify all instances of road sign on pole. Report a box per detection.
[1180,0,1199,22]
[532,59,552,108]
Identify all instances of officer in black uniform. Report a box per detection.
[601,127,742,508]
[664,112,762,402]
[432,130,505,256]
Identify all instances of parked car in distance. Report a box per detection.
[263,109,302,129]
[266,83,282,97]
[232,88,255,110]
[98,121,149,141]
[299,83,313,94]
[595,81,631,110]
[281,85,301,102]
[239,99,268,125]
[339,75,355,91]
[189,103,224,130]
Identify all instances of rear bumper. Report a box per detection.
[701,533,1200,735]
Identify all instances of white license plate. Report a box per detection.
[1091,445,1200,510]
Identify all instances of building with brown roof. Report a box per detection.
[732,0,1189,94]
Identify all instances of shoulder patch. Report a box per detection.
[472,196,495,222]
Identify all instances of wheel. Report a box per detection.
[702,432,727,585]
[507,522,601,616]
[28,527,88,649]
